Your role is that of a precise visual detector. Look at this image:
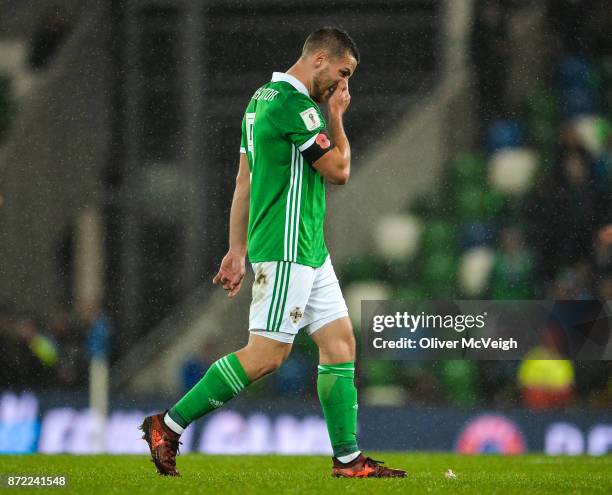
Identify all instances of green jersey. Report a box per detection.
[240,72,331,268]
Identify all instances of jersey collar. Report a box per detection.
[271,72,309,97]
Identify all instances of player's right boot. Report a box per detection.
[139,411,182,476]
[332,454,407,478]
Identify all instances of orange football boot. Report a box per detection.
[332,454,407,478]
[139,411,182,476]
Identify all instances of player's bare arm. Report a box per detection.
[312,79,352,185]
[212,152,250,297]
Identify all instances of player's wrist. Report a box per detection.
[228,246,247,258]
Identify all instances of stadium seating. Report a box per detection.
[343,47,611,311]
[421,252,456,297]
[485,119,524,152]
[557,56,596,91]
[562,86,600,118]
[455,187,486,222]
[452,153,487,187]
[459,222,497,249]
[488,148,538,195]
[344,281,391,325]
[524,88,559,125]
[490,251,534,300]
[525,93,559,152]
[572,115,607,156]
[421,220,455,255]
[458,247,495,297]
[374,213,422,262]
[202,0,440,167]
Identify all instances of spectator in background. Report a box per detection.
[81,303,111,365]
[470,0,509,129]
[593,224,612,277]
[533,125,602,281]
[550,268,581,299]
[29,7,71,70]
[518,325,575,409]
[490,227,534,299]
[549,261,595,299]
[48,310,83,387]
[558,124,593,167]
[13,316,59,387]
[594,133,612,192]
[1,305,91,390]
[597,276,612,300]
[540,151,598,273]
[479,361,518,407]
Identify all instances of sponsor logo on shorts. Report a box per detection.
[251,267,268,307]
[255,268,267,286]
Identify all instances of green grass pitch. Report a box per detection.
[1,453,611,494]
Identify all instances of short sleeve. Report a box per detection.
[271,93,333,163]
[272,94,326,149]
[239,115,247,154]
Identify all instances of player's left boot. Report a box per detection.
[139,411,182,476]
[332,454,407,478]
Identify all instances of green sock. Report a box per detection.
[317,362,359,458]
[167,353,250,429]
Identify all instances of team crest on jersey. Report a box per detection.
[300,107,321,131]
[289,307,304,326]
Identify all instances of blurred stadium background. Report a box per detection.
[0,0,610,456]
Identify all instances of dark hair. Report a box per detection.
[302,26,360,64]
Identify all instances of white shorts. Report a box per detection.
[249,256,349,343]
